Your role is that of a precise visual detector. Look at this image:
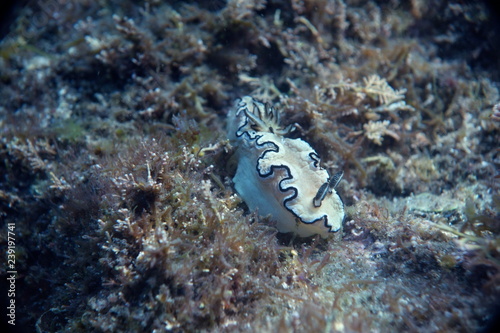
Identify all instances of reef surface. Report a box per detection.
[0,0,499,332]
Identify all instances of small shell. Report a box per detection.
[228,96,344,238]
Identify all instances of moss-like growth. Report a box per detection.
[0,0,499,331]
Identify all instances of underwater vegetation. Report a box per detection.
[0,0,499,332]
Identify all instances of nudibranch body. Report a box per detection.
[228,96,344,238]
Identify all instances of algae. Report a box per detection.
[0,0,499,332]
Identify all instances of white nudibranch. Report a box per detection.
[227,96,345,238]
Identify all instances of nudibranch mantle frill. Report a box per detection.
[228,96,344,238]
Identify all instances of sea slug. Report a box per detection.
[227,96,344,238]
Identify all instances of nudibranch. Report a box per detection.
[227,96,344,238]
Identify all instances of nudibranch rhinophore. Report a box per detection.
[227,96,344,238]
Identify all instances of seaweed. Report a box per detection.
[0,0,499,331]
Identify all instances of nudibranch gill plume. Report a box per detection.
[227,96,344,238]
